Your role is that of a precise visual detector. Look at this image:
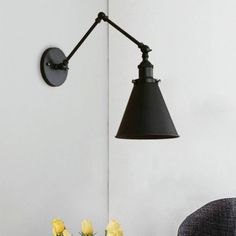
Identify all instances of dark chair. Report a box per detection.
[178,198,236,236]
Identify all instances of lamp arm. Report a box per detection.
[60,12,151,68]
[97,12,152,54]
[40,12,154,86]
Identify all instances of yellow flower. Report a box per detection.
[106,220,120,231]
[63,229,71,236]
[106,220,123,236]
[81,220,94,235]
[52,218,65,236]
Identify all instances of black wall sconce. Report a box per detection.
[40,12,179,139]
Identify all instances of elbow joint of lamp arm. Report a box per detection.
[96,12,108,23]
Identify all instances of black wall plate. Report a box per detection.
[40,47,68,87]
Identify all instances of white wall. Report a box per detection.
[0,1,108,235]
[1,1,236,235]
[109,0,236,235]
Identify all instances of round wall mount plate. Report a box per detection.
[40,47,68,87]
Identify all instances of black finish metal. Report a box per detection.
[40,48,68,87]
[116,56,179,139]
[104,18,141,47]
[66,20,100,62]
[40,12,153,87]
[40,12,179,139]
[63,12,152,65]
[115,81,179,139]
[65,12,152,63]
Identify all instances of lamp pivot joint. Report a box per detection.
[138,44,152,60]
[138,44,152,53]
[97,12,108,22]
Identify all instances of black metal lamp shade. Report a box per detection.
[116,81,179,139]
[116,58,179,139]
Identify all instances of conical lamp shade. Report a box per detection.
[116,80,179,139]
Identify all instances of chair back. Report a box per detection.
[178,198,236,236]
